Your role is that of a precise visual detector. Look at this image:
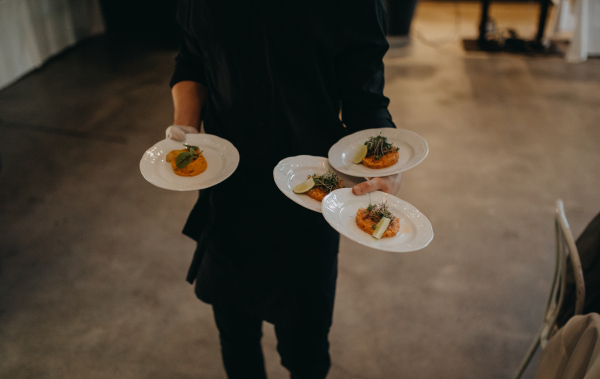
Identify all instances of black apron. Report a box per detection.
[183,156,340,325]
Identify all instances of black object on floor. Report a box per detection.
[462,0,564,55]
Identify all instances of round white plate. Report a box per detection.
[140,134,239,191]
[273,156,361,213]
[328,128,428,177]
[321,188,433,252]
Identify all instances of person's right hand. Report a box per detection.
[165,125,199,141]
[352,173,402,196]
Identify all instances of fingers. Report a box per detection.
[166,125,199,141]
[376,174,401,195]
[177,125,199,134]
[352,177,383,195]
[352,174,402,196]
[166,125,186,140]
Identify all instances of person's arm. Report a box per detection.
[336,0,401,195]
[168,4,209,137]
[172,81,207,130]
[336,0,395,134]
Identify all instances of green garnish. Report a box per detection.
[364,134,399,160]
[175,145,203,169]
[310,170,344,193]
[365,201,394,223]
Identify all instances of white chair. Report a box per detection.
[514,199,586,379]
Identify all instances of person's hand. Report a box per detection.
[165,125,199,141]
[352,173,402,196]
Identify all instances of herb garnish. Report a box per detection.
[310,170,343,193]
[175,145,203,169]
[364,201,394,224]
[364,134,399,160]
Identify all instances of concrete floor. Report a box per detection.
[1,3,600,378]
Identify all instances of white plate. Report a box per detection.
[140,134,239,191]
[328,128,428,177]
[321,188,433,252]
[273,156,361,213]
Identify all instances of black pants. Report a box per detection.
[213,303,332,379]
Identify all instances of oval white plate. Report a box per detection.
[321,188,433,252]
[140,134,239,191]
[328,128,428,177]
[273,156,361,213]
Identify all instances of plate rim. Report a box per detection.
[328,127,429,177]
[140,134,240,191]
[321,188,434,252]
[273,155,359,213]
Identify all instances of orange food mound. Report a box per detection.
[305,178,344,202]
[362,150,399,169]
[306,187,328,202]
[171,153,207,177]
[355,208,400,238]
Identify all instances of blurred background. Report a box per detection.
[1,0,599,378]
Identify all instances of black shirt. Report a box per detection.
[170,0,396,322]
[171,0,395,164]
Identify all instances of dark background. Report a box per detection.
[98,0,180,46]
[97,0,424,42]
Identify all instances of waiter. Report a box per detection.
[166,1,402,378]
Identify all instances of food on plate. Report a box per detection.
[166,149,184,163]
[167,144,207,177]
[352,144,368,164]
[292,178,315,194]
[356,201,400,239]
[372,217,391,239]
[306,171,344,202]
[354,134,399,169]
[293,170,344,202]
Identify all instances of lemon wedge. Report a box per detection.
[352,144,368,164]
[293,178,315,193]
[372,217,391,239]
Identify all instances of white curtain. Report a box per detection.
[552,0,600,62]
[566,0,600,62]
[0,0,104,90]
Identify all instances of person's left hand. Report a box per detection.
[352,173,402,196]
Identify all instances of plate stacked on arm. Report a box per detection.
[321,189,433,253]
[273,156,360,213]
[140,134,239,191]
[328,128,428,177]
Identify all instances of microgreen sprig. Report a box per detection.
[365,200,394,224]
[310,170,343,193]
[364,134,399,160]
